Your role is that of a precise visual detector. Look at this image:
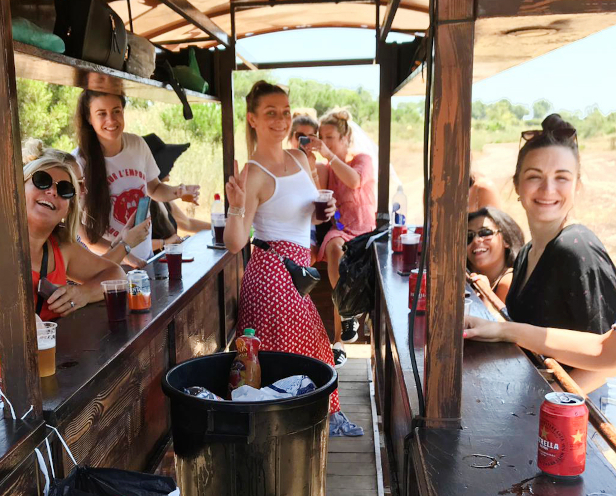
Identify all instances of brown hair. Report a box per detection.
[288,113,318,141]
[245,81,288,158]
[468,207,524,268]
[319,108,353,144]
[514,113,580,188]
[75,90,126,243]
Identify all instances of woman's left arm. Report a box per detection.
[147,178,200,205]
[47,243,126,316]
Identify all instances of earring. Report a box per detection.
[517,197,520,202]
[58,219,66,228]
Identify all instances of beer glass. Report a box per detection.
[165,244,183,280]
[101,279,129,322]
[314,190,333,221]
[37,322,57,377]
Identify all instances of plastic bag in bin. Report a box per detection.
[49,466,180,496]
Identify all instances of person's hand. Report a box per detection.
[177,184,200,205]
[463,316,507,342]
[47,284,89,316]
[125,252,147,269]
[314,197,337,225]
[120,211,150,248]
[305,137,334,162]
[164,234,182,246]
[469,272,491,293]
[225,160,248,209]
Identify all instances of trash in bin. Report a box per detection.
[183,385,224,401]
[231,374,316,401]
[228,328,261,397]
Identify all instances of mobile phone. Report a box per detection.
[134,196,151,225]
[38,277,60,300]
[298,136,311,148]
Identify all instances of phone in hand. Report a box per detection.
[134,196,151,225]
[298,136,311,149]
[38,277,60,300]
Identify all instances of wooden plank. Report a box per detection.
[0,0,42,419]
[377,41,394,227]
[237,58,374,70]
[328,452,374,463]
[424,19,474,429]
[220,46,235,202]
[328,437,374,453]
[439,0,474,21]
[158,0,230,47]
[380,0,402,41]
[327,475,378,490]
[326,490,376,496]
[328,462,377,476]
[477,0,616,18]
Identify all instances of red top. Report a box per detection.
[32,236,67,321]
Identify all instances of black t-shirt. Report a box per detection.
[506,224,616,334]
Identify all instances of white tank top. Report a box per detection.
[251,151,318,249]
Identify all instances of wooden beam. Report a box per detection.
[478,0,616,18]
[0,0,43,419]
[219,47,236,207]
[377,41,394,228]
[380,0,401,41]
[424,10,475,428]
[158,0,230,47]
[232,0,375,7]
[236,58,374,70]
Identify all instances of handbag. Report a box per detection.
[252,239,320,297]
[54,0,127,70]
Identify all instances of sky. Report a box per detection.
[236,24,616,115]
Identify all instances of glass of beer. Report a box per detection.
[399,233,421,275]
[165,244,183,280]
[212,213,226,246]
[101,279,129,322]
[314,190,333,221]
[37,322,57,377]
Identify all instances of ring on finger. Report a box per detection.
[70,300,75,308]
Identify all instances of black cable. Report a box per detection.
[408,0,436,421]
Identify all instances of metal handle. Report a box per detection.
[205,409,255,444]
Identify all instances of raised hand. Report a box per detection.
[225,160,248,209]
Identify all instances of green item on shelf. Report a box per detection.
[172,47,209,94]
[12,18,65,53]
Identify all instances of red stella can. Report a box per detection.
[538,392,588,477]
[408,269,427,312]
[392,225,407,253]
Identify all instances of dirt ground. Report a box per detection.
[390,141,616,261]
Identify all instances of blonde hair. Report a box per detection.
[22,138,81,244]
[289,112,318,141]
[319,108,353,144]
[245,80,288,157]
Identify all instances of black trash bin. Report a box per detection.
[162,351,338,496]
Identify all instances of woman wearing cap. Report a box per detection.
[505,113,616,391]
[73,90,201,268]
[143,134,211,253]
[23,139,125,320]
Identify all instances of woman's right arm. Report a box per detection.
[223,162,260,254]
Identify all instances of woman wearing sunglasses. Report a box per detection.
[467,207,524,302]
[73,90,200,268]
[506,114,616,390]
[23,139,125,320]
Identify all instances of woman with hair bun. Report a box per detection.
[23,139,125,320]
[305,109,376,356]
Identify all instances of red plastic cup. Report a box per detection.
[392,225,408,253]
[101,280,128,322]
[400,233,420,275]
[314,190,333,221]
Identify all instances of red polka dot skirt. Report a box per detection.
[237,240,340,413]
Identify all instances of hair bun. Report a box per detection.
[542,113,574,132]
[331,108,352,122]
[22,138,45,164]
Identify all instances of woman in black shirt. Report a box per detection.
[506,114,616,335]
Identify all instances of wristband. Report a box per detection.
[228,206,245,218]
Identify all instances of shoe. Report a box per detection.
[341,317,359,343]
[329,411,364,437]
[333,343,347,369]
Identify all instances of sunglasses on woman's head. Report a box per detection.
[31,170,76,199]
[520,128,577,144]
[467,227,500,245]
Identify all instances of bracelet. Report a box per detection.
[328,155,337,166]
[228,206,245,218]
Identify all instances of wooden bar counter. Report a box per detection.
[372,239,616,495]
[39,231,242,476]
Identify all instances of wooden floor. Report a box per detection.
[327,346,383,496]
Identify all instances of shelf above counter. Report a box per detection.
[13,41,219,105]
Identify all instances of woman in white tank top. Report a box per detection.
[223,81,363,436]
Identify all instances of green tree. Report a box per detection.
[532,99,552,120]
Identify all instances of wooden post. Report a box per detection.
[0,0,43,418]
[423,0,474,428]
[377,41,394,228]
[220,45,235,196]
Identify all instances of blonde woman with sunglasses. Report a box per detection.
[505,114,616,391]
[23,139,125,320]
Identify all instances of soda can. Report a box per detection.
[127,269,151,313]
[538,392,588,477]
[392,225,408,253]
[408,269,427,312]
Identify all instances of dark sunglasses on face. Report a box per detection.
[467,227,500,245]
[31,170,76,199]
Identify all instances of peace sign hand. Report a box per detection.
[225,160,248,209]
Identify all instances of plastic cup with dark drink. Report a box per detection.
[314,190,333,221]
[165,243,183,280]
[101,280,129,322]
[212,213,226,246]
[37,321,57,377]
[399,233,420,275]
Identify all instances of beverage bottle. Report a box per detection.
[211,193,225,240]
[228,328,261,398]
[392,185,407,226]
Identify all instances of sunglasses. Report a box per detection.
[520,128,577,146]
[467,227,500,245]
[31,170,76,199]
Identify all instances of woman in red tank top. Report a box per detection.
[23,140,125,320]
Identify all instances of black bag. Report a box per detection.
[252,239,320,297]
[48,466,179,496]
[54,0,127,70]
[332,227,388,318]
[154,60,193,120]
